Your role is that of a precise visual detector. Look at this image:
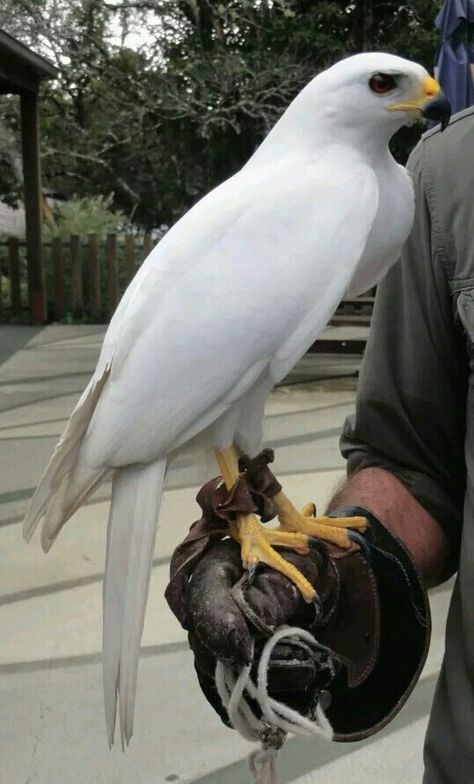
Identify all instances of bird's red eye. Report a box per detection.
[369,73,397,94]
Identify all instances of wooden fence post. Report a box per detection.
[88,233,101,321]
[52,237,65,321]
[124,234,135,285]
[8,237,22,318]
[143,233,152,260]
[70,235,83,318]
[107,233,118,314]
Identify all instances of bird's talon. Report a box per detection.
[247,562,258,584]
[347,529,371,558]
[312,593,324,622]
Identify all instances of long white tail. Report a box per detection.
[103,458,166,748]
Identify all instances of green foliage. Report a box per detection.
[0,0,444,228]
[0,96,22,207]
[0,155,20,209]
[47,194,129,238]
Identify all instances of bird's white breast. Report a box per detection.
[346,158,414,297]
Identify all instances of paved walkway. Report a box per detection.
[0,325,452,784]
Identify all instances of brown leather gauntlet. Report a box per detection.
[320,507,431,741]
[165,464,430,741]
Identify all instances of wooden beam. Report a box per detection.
[106,233,119,313]
[124,234,135,284]
[0,61,39,94]
[88,233,101,321]
[8,236,22,318]
[70,235,83,318]
[20,90,46,324]
[51,237,65,321]
[0,30,58,80]
[143,232,153,260]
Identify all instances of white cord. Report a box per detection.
[215,626,333,784]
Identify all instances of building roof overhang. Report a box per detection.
[0,29,58,94]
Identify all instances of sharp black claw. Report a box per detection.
[312,593,324,622]
[348,529,371,559]
[362,519,375,543]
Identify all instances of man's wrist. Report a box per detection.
[326,467,451,587]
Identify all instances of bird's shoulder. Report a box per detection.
[115,146,375,290]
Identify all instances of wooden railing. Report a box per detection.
[0,233,154,323]
[0,235,375,340]
[331,295,374,326]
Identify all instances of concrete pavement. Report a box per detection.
[0,325,452,784]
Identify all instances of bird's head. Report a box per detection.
[297,52,451,143]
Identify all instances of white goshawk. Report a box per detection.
[23,52,450,748]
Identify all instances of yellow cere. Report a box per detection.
[423,76,441,98]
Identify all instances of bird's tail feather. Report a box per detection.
[23,363,111,544]
[103,458,166,748]
[40,463,107,552]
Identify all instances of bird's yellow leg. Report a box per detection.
[274,491,367,549]
[214,447,316,601]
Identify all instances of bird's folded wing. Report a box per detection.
[270,168,379,382]
[82,156,379,467]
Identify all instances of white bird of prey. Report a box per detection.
[23,52,450,748]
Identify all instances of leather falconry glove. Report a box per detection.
[165,451,431,741]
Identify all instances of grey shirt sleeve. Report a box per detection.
[340,143,467,557]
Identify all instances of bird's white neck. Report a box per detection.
[249,81,405,170]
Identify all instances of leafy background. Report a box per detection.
[0,1,441,231]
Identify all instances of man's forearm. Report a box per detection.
[327,467,450,587]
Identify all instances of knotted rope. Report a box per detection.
[215,626,333,784]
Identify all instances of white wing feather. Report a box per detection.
[81,150,378,469]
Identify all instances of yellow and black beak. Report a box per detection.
[387,76,451,131]
[421,91,451,131]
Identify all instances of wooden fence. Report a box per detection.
[0,235,375,348]
[0,233,154,323]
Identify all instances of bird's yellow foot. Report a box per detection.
[214,445,319,603]
[235,513,316,602]
[275,494,367,550]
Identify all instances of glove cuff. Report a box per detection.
[323,505,431,742]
